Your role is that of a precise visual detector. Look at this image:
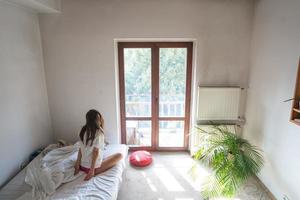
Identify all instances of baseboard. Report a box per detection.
[254,176,277,200]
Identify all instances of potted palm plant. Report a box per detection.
[193,125,264,199]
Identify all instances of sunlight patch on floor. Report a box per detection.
[174,162,210,192]
[141,171,158,192]
[157,198,195,200]
[175,198,195,200]
[154,167,185,191]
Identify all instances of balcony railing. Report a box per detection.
[125,94,185,118]
[125,94,185,146]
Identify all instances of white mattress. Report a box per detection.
[0,144,128,200]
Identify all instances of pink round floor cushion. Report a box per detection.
[129,150,153,167]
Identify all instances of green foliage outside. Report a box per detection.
[124,48,187,100]
[159,48,187,99]
[124,48,151,99]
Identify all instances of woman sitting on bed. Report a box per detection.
[74,109,122,181]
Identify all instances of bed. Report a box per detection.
[0,144,128,200]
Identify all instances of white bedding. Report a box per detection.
[0,144,128,200]
[24,143,83,199]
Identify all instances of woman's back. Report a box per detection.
[79,130,104,168]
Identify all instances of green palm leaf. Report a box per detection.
[193,125,264,199]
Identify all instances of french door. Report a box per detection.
[118,42,193,151]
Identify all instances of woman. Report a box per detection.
[74,109,122,181]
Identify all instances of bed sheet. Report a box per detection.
[0,144,128,200]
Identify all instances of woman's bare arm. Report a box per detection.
[90,147,99,169]
[74,149,82,175]
[84,147,99,181]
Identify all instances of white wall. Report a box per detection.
[244,0,300,199]
[0,2,53,187]
[6,0,61,13]
[39,0,254,144]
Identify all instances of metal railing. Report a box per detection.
[125,94,185,117]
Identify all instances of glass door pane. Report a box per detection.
[126,120,151,147]
[158,48,187,148]
[159,48,187,117]
[124,48,151,117]
[159,121,184,147]
[124,48,152,147]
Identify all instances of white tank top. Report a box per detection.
[79,131,105,168]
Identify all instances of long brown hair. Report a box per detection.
[79,109,104,146]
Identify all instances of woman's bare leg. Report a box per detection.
[94,153,123,175]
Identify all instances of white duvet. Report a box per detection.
[17,144,128,200]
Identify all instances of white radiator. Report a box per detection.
[197,87,241,121]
